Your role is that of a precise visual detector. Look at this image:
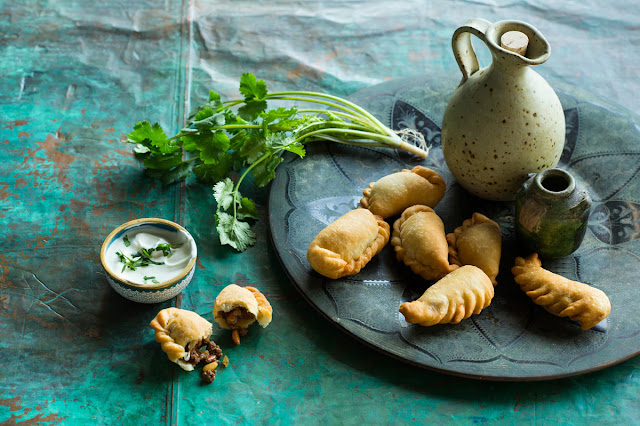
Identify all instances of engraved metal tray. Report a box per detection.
[268,75,640,380]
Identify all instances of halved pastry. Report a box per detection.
[447,213,502,285]
[399,265,494,326]
[213,284,273,345]
[391,205,457,281]
[361,166,446,219]
[150,308,222,372]
[307,208,390,279]
[511,253,611,330]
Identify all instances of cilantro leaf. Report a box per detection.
[198,131,230,164]
[193,154,233,184]
[213,178,235,210]
[187,91,224,121]
[180,133,203,153]
[239,73,268,100]
[237,197,259,220]
[128,121,178,154]
[238,131,267,164]
[159,162,193,186]
[261,107,298,131]
[215,212,256,252]
[238,100,268,121]
[141,151,183,170]
[284,143,306,158]
[193,108,226,129]
[251,155,283,187]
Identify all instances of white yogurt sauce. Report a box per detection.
[106,228,195,285]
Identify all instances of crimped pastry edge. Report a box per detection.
[446,212,501,285]
[391,205,457,281]
[359,166,446,217]
[307,210,390,279]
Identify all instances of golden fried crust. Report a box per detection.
[399,265,494,326]
[213,284,259,329]
[391,205,458,281]
[447,213,502,285]
[511,253,611,330]
[150,308,213,370]
[245,286,273,327]
[360,166,446,219]
[307,208,390,279]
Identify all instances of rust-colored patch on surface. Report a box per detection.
[18,131,31,138]
[196,257,206,270]
[0,395,23,411]
[0,253,10,283]
[5,412,66,425]
[0,182,19,200]
[90,152,139,205]
[14,178,27,189]
[17,133,76,191]
[232,273,253,287]
[2,120,28,129]
[104,127,116,134]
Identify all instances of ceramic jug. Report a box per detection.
[515,168,592,258]
[441,19,565,201]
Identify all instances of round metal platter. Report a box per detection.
[268,74,640,380]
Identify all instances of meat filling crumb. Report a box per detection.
[222,307,252,345]
[202,369,216,384]
[182,338,224,384]
[186,339,223,366]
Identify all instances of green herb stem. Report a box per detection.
[296,109,367,124]
[267,91,388,133]
[293,128,400,147]
[265,96,369,124]
[232,151,273,218]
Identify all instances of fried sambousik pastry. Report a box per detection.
[307,208,390,279]
[213,284,273,345]
[511,253,611,330]
[447,213,502,285]
[391,205,457,280]
[361,166,446,218]
[150,308,214,371]
[399,265,494,326]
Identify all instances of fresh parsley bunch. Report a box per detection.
[125,73,428,252]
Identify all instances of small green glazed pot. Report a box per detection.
[515,168,592,258]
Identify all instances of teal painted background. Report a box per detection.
[1,0,639,424]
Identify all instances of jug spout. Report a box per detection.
[485,20,551,68]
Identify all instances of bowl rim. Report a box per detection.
[100,217,197,290]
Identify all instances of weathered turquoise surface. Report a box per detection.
[1,0,639,424]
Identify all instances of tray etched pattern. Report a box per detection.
[268,75,640,380]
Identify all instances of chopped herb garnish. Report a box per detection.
[144,276,160,284]
[123,234,131,247]
[115,242,178,272]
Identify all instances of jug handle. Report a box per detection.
[452,18,491,85]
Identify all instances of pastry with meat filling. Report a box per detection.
[213,284,273,345]
[307,208,390,279]
[512,253,611,330]
[391,205,457,281]
[399,265,494,326]
[361,166,446,219]
[447,213,502,285]
[150,308,223,374]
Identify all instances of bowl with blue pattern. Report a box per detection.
[100,218,197,303]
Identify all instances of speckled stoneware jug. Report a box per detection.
[442,18,565,201]
[515,168,592,258]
